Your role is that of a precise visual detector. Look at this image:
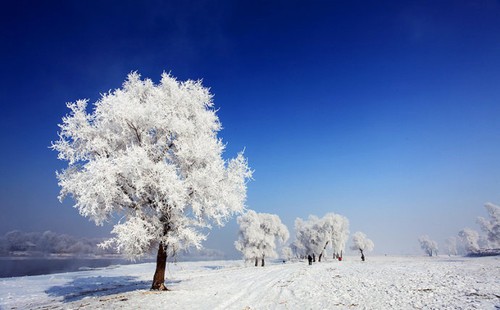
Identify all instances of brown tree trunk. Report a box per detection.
[261,255,265,267]
[255,257,258,267]
[151,242,168,290]
[318,252,323,262]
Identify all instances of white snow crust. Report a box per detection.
[1,256,499,309]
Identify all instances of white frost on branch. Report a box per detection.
[444,237,458,256]
[234,210,289,264]
[418,235,438,257]
[52,72,252,260]
[458,228,480,254]
[292,213,349,259]
[476,202,500,248]
[281,246,293,261]
[350,231,374,253]
[324,213,350,256]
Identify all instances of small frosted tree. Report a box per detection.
[458,228,480,254]
[477,203,500,248]
[350,231,374,261]
[52,72,252,290]
[235,210,289,266]
[418,235,438,257]
[445,237,458,256]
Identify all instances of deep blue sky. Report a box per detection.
[1,0,499,256]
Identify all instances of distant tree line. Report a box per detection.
[0,230,117,256]
[455,203,500,256]
[235,211,375,265]
[419,203,500,257]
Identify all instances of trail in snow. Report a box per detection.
[1,256,499,309]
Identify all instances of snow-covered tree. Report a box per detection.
[234,210,289,266]
[4,230,30,252]
[477,203,500,248]
[281,246,293,261]
[444,237,458,256]
[458,228,480,254]
[293,216,319,260]
[325,213,350,260]
[418,235,438,257]
[350,231,374,261]
[52,72,252,290]
[292,213,349,262]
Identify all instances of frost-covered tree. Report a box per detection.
[293,216,317,260]
[289,241,304,259]
[325,213,350,260]
[458,228,480,254]
[294,216,327,261]
[282,246,293,261]
[293,213,349,262]
[477,203,500,248]
[350,231,374,261]
[234,210,289,266]
[5,230,30,252]
[52,72,252,290]
[445,237,458,256]
[418,235,438,257]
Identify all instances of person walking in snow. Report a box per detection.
[308,255,313,265]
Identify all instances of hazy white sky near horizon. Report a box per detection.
[1,1,499,258]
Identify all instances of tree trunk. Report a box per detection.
[261,254,265,267]
[319,241,328,262]
[360,249,365,262]
[255,257,258,267]
[312,253,316,262]
[151,242,168,290]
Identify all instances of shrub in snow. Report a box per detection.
[52,72,252,290]
[418,235,438,257]
[235,210,289,266]
[350,231,374,261]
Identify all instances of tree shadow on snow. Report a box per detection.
[45,276,151,302]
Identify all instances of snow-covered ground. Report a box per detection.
[1,255,499,309]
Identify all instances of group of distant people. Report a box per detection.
[306,252,364,265]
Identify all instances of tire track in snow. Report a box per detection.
[214,263,307,310]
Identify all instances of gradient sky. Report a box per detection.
[1,0,499,257]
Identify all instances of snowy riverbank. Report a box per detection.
[1,255,499,309]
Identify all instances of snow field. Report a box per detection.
[0,256,499,309]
